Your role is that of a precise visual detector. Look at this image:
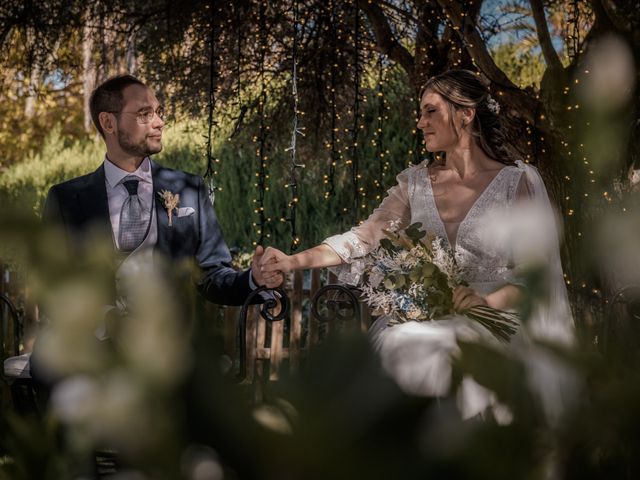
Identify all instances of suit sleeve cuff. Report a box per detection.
[249,271,258,290]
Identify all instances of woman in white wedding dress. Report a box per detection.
[260,70,574,413]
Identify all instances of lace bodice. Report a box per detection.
[324,161,526,291]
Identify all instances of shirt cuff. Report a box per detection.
[249,272,258,290]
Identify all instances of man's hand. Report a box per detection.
[251,245,284,288]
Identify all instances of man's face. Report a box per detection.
[115,84,164,157]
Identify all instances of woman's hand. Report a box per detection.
[452,285,488,312]
[260,247,296,288]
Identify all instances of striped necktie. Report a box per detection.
[118,176,148,252]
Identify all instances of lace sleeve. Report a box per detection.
[322,166,413,284]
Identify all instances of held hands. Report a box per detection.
[259,247,294,289]
[251,245,284,288]
[452,285,488,312]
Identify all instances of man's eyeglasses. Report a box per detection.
[109,106,165,125]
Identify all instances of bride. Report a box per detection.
[260,69,574,412]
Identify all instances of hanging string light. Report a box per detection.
[350,0,364,223]
[229,1,247,139]
[553,3,604,294]
[373,53,390,201]
[406,4,425,166]
[283,0,305,252]
[324,0,338,200]
[203,0,219,204]
[252,0,269,247]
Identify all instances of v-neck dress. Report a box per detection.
[324,160,525,295]
[428,165,509,250]
[323,160,527,404]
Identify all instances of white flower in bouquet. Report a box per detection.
[367,270,385,288]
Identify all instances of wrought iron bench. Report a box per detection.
[234,271,367,401]
[2,293,38,415]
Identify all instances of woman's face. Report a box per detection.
[416,90,463,152]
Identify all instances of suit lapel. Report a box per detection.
[152,161,173,256]
[77,164,114,247]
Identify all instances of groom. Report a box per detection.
[41,74,279,308]
[29,74,283,396]
[24,74,290,395]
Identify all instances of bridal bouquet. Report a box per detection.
[360,222,519,342]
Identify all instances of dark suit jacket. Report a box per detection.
[42,160,254,306]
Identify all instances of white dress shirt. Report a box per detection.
[104,156,154,249]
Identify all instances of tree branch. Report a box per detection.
[596,0,631,33]
[359,1,415,77]
[376,0,420,25]
[435,0,517,91]
[529,0,563,72]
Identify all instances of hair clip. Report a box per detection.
[486,94,500,114]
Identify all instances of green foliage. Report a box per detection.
[0,66,418,252]
[0,29,85,169]
[404,222,426,244]
[213,64,419,251]
[0,122,209,213]
[0,127,102,212]
[491,42,547,89]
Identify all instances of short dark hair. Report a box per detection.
[89,74,146,137]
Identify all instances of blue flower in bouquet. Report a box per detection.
[377,262,392,274]
[395,294,413,312]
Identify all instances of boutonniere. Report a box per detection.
[158,190,180,226]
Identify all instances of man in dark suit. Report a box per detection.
[32,74,281,386]
[42,74,276,305]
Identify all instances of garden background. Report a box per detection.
[1,1,640,479]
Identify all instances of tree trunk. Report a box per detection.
[23,27,40,120]
[126,30,137,74]
[82,15,96,133]
[23,63,40,120]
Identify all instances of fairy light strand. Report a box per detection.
[203,0,218,203]
[253,1,268,246]
[229,1,246,139]
[351,0,362,222]
[324,0,338,200]
[284,0,305,252]
[374,53,388,200]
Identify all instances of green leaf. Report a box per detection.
[429,290,445,305]
[409,267,422,282]
[379,238,396,253]
[421,263,436,277]
[434,272,450,291]
[405,222,426,243]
